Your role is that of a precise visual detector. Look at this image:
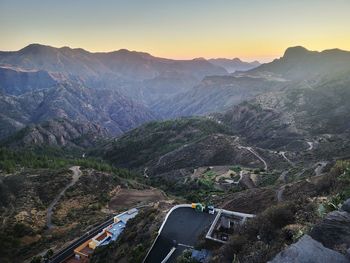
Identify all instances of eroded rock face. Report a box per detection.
[310,210,350,251]
[269,235,349,263]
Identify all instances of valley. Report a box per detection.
[1,44,350,263]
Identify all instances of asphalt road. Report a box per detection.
[48,218,114,263]
[144,207,216,263]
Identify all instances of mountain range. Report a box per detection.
[209,58,260,73]
[2,44,350,263]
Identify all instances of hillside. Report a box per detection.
[153,75,285,118]
[0,66,59,95]
[0,83,156,139]
[218,73,350,150]
[99,117,233,169]
[0,149,151,263]
[1,119,108,149]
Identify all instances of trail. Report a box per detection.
[279,151,295,167]
[46,166,82,229]
[239,146,268,170]
[276,186,285,202]
[155,143,191,166]
[143,167,149,178]
[278,170,289,183]
[306,141,314,151]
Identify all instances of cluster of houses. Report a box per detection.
[73,208,138,262]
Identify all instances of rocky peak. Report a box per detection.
[283,46,312,59]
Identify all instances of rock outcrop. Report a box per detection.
[310,200,350,252]
[269,235,349,263]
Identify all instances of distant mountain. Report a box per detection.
[209,58,260,73]
[218,72,350,150]
[0,83,156,139]
[154,46,350,118]
[2,119,108,148]
[0,44,227,104]
[247,46,350,80]
[152,75,285,118]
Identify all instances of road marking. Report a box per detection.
[177,243,194,249]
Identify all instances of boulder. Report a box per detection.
[341,198,350,213]
[269,235,349,263]
[310,210,350,250]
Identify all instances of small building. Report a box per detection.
[74,239,94,260]
[73,209,139,261]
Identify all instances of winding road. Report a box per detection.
[238,146,268,170]
[279,151,295,167]
[306,141,314,151]
[46,166,82,229]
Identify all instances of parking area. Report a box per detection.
[144,207,216,263]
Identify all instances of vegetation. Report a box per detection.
[0,147,134,179]
[176,249,199,263]
[99,117,233,168]
[322,160,350,213]
[213,199,318,263]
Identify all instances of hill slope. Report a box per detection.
[1,119,108,149]
[0,83,156,139]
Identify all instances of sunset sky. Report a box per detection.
[1,0,350,62]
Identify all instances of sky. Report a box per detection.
[1,0,350,62]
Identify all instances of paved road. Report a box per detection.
[144,207,216,263]
[47,166,82,229]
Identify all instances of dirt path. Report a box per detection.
[276,185,286,202]
[278,170,289,183]
[156,143,191,166]
[280,151,295,167]
[46,166,82,229]
[239,146,268,170]
[306,141,314,151]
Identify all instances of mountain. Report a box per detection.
[0,44,227,105]
[246,46,350,80]
[1,119,108,149]
[153,46,350,118]
[0,83,156,139]
[98,117,234,169]
[209,58,260,73]
[218,72,350,150]
[153,75,285,118]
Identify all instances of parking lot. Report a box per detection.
[144,207,216,263]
